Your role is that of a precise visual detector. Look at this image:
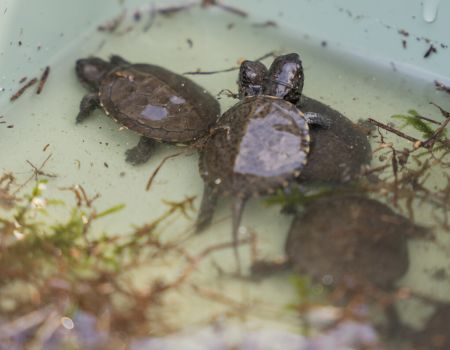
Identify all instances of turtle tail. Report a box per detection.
[232,196,247,275]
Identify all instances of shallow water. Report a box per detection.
[1,5,450,349]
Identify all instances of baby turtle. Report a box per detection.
[413,304,450,349]
[196,53,329,269]
[296,96,372,184]
[285,194,427,288]
[75,55,220,164]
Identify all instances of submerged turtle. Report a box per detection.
[285,194,428,288]
[75,55,220,164]
[195,53,329,269]
[413,304,450,350]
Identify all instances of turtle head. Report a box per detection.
[238,60,268,99]
[75,57,112,91]
[263,53,304,104]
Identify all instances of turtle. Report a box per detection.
[284,194,428,288]
[195,53,329,270]
[75,55,221,164]
[295,95,372,184]
[412,304,450,350]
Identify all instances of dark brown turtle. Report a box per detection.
[195,53,329,269]
[75,55,220,164]
[285,194,428,288]
[413,304,450,350]
[295,95,372,184]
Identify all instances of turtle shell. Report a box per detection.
[199,95,310,197]
[285,195,419,288]
[98,64,220,143]
[414,304,450,349]
[296,95,372,184]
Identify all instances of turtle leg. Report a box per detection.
[110,55,131,66]
[76,93,100,123]
[280,183,308,215]
[195,184,219,233]
[125,137,156,165]
[304,112,331,129]
[231,196,247,275]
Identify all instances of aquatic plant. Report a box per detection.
[0,175,255,349]
[266,105,450,231]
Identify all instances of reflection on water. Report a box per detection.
[1,3,450,349]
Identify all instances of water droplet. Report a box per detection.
[238,226,247,235]
[61,317,74,330]
[423,0,440,23]
[322,274,334,285]
[13,230,24,240]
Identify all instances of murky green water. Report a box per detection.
[1,5,449,349]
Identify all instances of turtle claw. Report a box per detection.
[125,137,155,165]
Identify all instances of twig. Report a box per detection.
[362,164,390,176]
[252,20,278,28]
[13,154,54,194]
[201,0,248,17]
[217,88,239,99]
[420,103,450,149]
[10,78,37,102]
[183,65,239,76]
[158,3,195,16]
[26,160,57,180]
[183,51,277,75]
[59,185,99,208]
[36,66,50,94]
[98,10,126,32]
[434,80,450,95]
[162,195,196,218]
[368,118,420,144]
[146,151,185,191]
[391,148,399,205]
[414,114,441,125]
[143,3,196,32]
[424,44,437,58]
[78,184,100,207]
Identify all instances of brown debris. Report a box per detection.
[424,44,437,58]
[60,185,99,208]
[146,151,185,191]
[36,66,50,94]
[157,4,195,16]
[398,29,409,37]
[252,20,278,28]
[183,51,276,75]
[368,118,420,145]
[10,78,37,102]
[201,0,248,17]
[420,103,450,149]
[434,81,450,95]
[14,154,56,194]
[98,10,126,32]
[0,173,16,209]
